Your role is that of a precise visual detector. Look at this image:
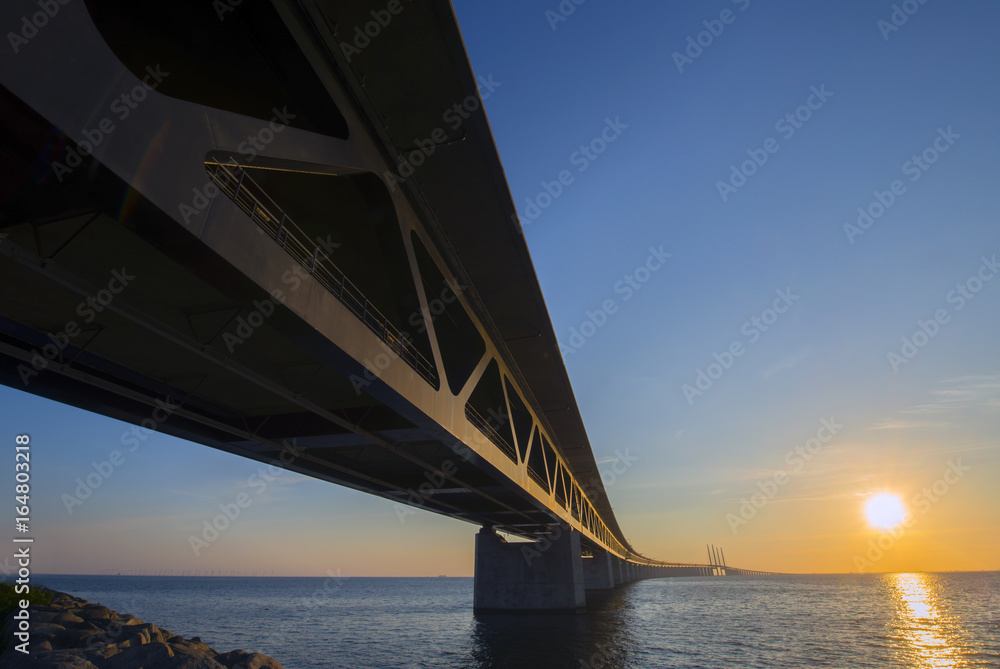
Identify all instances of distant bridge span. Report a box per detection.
[0,0,771,609]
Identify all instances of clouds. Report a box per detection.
[900,375,1000,415]
[869,375,1000,432]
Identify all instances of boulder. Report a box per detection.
[129,622,169,644]
[167,656,229,669]
[32,623,67,636]
[32,611,62,624]
[52,627,107,649]
[100,641,175,669]
[101,642,228,669]
[78,605,114,621]
[3,649,104,669]
[2,587,284,669]
[55,612,86,625]
[170,636,219,657]
[214,650,284,669]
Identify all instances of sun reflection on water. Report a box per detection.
[888,573,971,668]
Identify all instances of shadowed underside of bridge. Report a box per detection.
[0,0,771,609]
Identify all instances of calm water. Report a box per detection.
[34,572,1000,668]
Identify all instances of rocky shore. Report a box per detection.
[1,586,284,669]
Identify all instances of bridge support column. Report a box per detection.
[610,557,622,584]
[583,547,615,590]
[473,526,585,612]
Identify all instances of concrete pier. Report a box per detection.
[582,547,616,590]
[473,526,585,612]
[473,526,772,611]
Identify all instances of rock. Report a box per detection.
[79,605,113,621]
[32,611,62,624]
[214,650,284,669]
[65,621,106,634]
[56,612,86,625]
[100,641,175,669]
[131,622,169,644]
[168,656,229,669]
[4,649,104,669]
[121,626,153,647]
[170,636,219,657]
[100,642,226,668]
[52,627,107,649]
[1,587,284,669]
[32,623,67,636]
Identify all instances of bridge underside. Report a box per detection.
[0,0,772,605]
[0,0,646,559]
[2,81,638,556]
[0,112,551,538]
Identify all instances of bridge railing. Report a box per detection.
[205,159,439,387]
[464,403,517,463]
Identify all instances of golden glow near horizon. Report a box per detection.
[864,492,907,531]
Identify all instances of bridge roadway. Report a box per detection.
[0,0,771,610]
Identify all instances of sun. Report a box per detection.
[864,493,907,530]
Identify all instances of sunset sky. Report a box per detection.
[4,0,999,577]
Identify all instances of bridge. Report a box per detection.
[0,0,771,610]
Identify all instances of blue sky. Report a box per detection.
[449,0,1000,572]
[4,0,999,576]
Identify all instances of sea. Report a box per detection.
[31,572,1000,668]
